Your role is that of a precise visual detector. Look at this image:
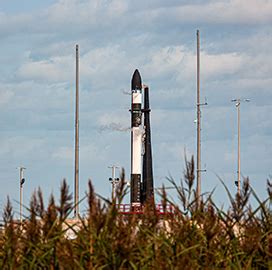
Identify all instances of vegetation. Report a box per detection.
[0,157,271,269]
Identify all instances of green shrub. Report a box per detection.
[0,158,271,269]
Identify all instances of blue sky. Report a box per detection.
[0,0,271,216]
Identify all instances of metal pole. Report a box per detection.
[112,166,116,199]
[20,169,22,225]
[237,102,241,195]
[74,44,79,218]
[196,30,201,203]
[232,98,250,195]
[18,167,25,226]
[108,165,119,199]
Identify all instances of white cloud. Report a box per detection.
[202,52,243,78]
[156,0,272,24]
[45,0,128,28]
[142,45,244,83]
[0,81,71,114]
[15,43,249,95]
[1,0,271,43]
[17,54,73,83]
[143,46,186,77]
[80,45,129,87]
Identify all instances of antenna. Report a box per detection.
[74,44,80,218]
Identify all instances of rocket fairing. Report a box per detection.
[131,69,142,91]
[130,69,143,205]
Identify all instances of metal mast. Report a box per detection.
[237,101,241,195]
[74,44,79,218]
[196,30,201,203]
[196,30,207,204]
[18,166,26,227]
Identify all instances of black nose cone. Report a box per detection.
[131,69,142,90]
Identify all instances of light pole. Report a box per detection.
[108,165,120,200]
[231,98,250,195]
[18,166,26,226]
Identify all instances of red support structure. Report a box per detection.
[117,204,175,215]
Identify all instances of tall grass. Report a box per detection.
[0,157,271,269]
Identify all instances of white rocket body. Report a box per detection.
[130,69,143,205]
[131,91,142,175]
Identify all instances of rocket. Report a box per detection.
[130,69,154,206]
[130,69,142,205]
